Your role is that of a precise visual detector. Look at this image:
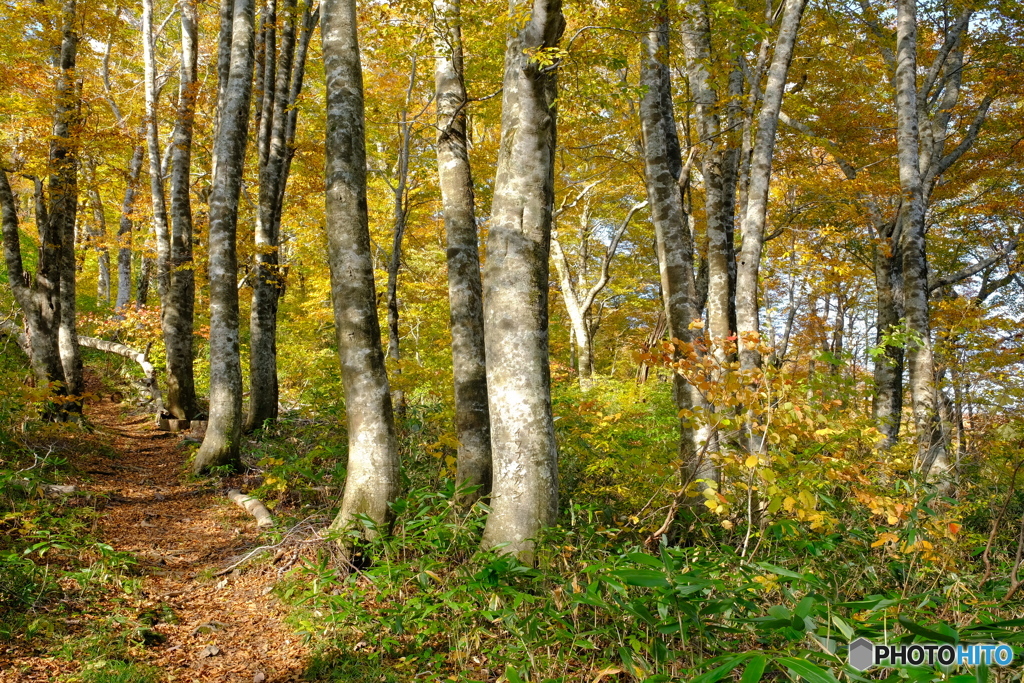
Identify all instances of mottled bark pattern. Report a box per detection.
[1,171,68,419]
[679,0,732,349]
[164,0,201,420]
[639,7,713,481]
[193,0,256,474]
[479,0,565,560]
[894,0,946,478]
[323,0,400,536]
[735,0,808,373]
[433,0,492,500]
[872,222,904,448]
[115,143,144,310]
[249,0,312,431]
[51,0,83,405]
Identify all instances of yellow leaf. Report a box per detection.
[744,455,759,469]
[871,532,899,548]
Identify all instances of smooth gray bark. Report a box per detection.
[479,0,564,560]
[115,142,144,311]
[323,0,400,536]
[163,0,201,420]
[894,0,946,479]
[679,0,733,353]
[0,170,68,420]
[551,200,646,390]
[248,0,314,432]
[433,0,492,501]
[193,0,256,474]
[639,5,713,482]
[84,159,110,304]
[51,0,83,406]
[735,0,808,373]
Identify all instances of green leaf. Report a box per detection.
[776,657,839,683]
[739,656,767,683]
[897,616,957,644]
[611,569,669,588]
[626,552,663,568]
[831,615,855,640]
[794,595,816,619]
[690,654,749,683]
[505,666,524,683]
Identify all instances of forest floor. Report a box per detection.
[0,386,311,682]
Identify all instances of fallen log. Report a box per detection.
[78,336,163,411]
[9,478,77,497]
[227,489,274,528]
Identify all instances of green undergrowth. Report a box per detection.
[276,480,1023,683]
[0,365,172,680]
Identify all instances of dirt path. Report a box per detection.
[3,398,311,682]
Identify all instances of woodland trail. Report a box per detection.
[1,395,310,682]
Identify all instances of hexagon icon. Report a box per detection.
[849,638,875,671]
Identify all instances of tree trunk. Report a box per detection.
[894,0,946,479]
[679,0,732,353]
[84,160,110,304]
[115,143,143,311]
[872,225,904,448]
[735,0,808,374]
[385,56,417,419]
[248,0,290,432]
[0,171,68,420]
[639,5,712,482]
[479,0,564,561]
[247,0,316,432]
[323,0,400,537]
[551,201,645,392]
[51,0,83,406]
[433,0,491,501]
[193,0,256,474]
[163,0,201,420]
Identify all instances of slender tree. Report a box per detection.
[162,0,202,420]
[735,0,809,374]
[893,0,946,478]
[193,0,256,473]
[323,0,400,536]
[479,0,565,560]
[248,0,317,431]
[51,0,83,406]
[432,0,492,501]
[551,198,647,390]
[638,2,712,481]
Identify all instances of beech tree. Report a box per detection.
[479,0,565,559]
[52,0,83,407]
[638,2,711,479]
[247,0,318,431]
[143,0,201,420]
[193,0,256,473]
[0,170,67,419]
[433,0,491,500]
[323,0,400,535]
